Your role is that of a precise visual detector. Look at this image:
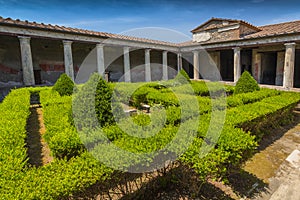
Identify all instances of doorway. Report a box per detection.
[220,50,234,81]
[34,70,42,85]
[261,52,277,85]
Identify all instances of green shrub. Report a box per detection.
[234,71,260,94]
[174,69,191,84]
[95,76,116,127]
[52,73,75,96]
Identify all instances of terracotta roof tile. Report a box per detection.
[0,16,178,46]
[245,20,300,38]
[1,16,300,47]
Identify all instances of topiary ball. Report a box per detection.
[234,71,260,94]
[52,73,75,96]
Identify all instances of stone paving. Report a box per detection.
[246,110,300,200]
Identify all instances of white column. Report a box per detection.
[193,51,199,79]
[177,53,182,72]
[63,40,74,81]
[162,51,168,80]
[96,44,105,77]
[283,43,296,88]
[275,51,285,86]
[145,49,151,82]
[233,47,241,82]
[123,46,131,82]
[18,36,35,85]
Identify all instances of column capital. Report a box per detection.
[123,46,130,51]
[145,48,151,52]
[18,36,31,42]
[63,40,73,45]
[162,50,168,54]
[192,50,199,54]
[233,46,241,52]
[284,42,296,48]
[96,43,105,48]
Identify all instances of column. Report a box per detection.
[162,51,168,80]
[275,51,285,86]
[177,53,182,72]
[283,43,296,88]
[123,46,131,82]
[252,49,262,83]
[145,49,151,82]
[193,51,199,79]
[233,47,241,83]
[63,40,74,81]
[18,36,35,86]
[96,44,105,77]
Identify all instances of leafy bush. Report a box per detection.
[234,71,260,94]
[52,73,75,96]
[95,76,116,127]
[174,69,191,84]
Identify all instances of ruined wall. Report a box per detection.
[208,28,239,43]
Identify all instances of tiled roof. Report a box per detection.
[244,20,300,38]
[181,19,300,46]
[1,16,300,47]
[0,16,177,47]
[191,17,261,33]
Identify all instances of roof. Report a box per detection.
[191,17,261,33]
[245,20,300,39]
[0,16,300,47]
[0,16,177,47]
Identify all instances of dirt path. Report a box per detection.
[26,105,53,167]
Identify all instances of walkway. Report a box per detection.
[242,109,300,200]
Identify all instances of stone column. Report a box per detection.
[252,49,262,83]
[145,49,151,82]
[193,51,199,79]
[177,53,182,72]
[18,36,35,85]
[283,43,296,88]
[123,46,131,82]
[275,51,285,86]
[162,51,168,80]
[233,47,241,83]
[96,44,105,77]
[63,40,74,81]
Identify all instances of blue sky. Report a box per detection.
[0,0,300,42]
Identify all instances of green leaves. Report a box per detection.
[234,71,260,94]
[52,73,75,96]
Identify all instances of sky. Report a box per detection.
[0,0,300,42]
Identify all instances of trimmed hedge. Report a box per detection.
[234,71,260,94]
[52,73,75,96]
